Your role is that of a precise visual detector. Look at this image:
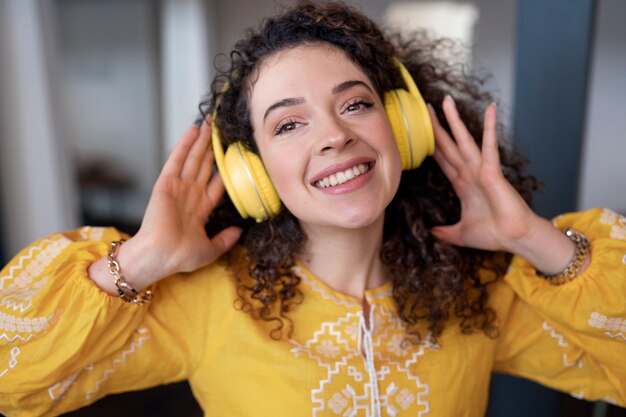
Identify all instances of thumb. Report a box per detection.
[431,224,464,247]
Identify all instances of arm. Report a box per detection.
[0,120,241,416]
[0,229,236,416]
[493,209,626,404]
[428,97,626,404]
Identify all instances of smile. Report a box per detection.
[314,163,371,188]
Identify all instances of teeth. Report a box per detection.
[315,163,369,188]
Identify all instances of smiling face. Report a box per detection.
[248,43,402,232]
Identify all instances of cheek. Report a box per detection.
[374,124,403,183]
[261,148,304,201]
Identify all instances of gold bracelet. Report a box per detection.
[536,227,590,285]
[107,240,153,304]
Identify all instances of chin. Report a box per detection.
[285,194,392,232]
[308,207,386,231]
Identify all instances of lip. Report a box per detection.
[309,157,375,184]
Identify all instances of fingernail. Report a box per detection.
[426,102,434,111]
[444,95,456,106]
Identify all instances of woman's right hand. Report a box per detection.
[88,119,242,293]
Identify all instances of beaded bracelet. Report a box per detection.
[536,227,590,285]
[107,240,153,304]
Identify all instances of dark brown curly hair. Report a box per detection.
[201,1,538,342]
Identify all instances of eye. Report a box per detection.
[343,98,374,113]
[273,118,303,136]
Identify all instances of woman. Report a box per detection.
[1,2,624,416]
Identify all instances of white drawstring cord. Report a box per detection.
[359,304,382,417]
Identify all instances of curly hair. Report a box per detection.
[201,1,538,342]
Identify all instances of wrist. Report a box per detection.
[107,240,153,303]
[114,236,168,291]
[505,215,577,275]
[536,228,591,284]
[88,237,164,297]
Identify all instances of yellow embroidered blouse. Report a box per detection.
[0,208,625,416]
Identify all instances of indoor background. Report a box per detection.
[0,0,624,416]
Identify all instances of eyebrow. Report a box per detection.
[263,97,306,122]
[331,80,373,95]
[262,79,373,122]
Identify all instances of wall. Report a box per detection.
[56,0,161,223]
[0,0,79,257]
[160,0,214,153]
[578,0,626,214]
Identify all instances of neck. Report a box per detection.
[299,217,388,300]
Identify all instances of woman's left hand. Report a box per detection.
[428,96,581,275]
[427,96,541,253]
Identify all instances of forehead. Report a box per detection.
[248,43,371,108]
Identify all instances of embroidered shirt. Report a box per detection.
[0,208,625,416]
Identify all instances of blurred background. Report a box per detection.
[0,0,624,416]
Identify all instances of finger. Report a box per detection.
[181,118,211,179]
[431,224,464,247]
[207,226,243,259]
[427,103,465,170]
[197,146,215,185]
[442,96,482,164]
[433,147,459,181]
[161,126,200,178]
[481,103,501,168]
[206,171,226,209]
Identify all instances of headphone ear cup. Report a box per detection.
[223,142,281,222]
[384,88,435,170]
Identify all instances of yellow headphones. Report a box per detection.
[211,60,434,222]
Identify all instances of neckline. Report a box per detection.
[293,260,394,308]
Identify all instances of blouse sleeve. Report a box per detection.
[0,227,231,416]
[493,208,626,406]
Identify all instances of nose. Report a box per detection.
[316,116,356,154]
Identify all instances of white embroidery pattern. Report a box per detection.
[599,208,626,241]
[85,327,151,400]
[0,235,70,312]
[599,209,618,226]
[291,309,431,416]
[294,266,361,308]
[0,347,20,378]
[316,339,341,359]
[48,371,80,400]
[48,363,95,401]
[588,312,626,342]
[367,287,393,301]
[622,254,626,265]
[542,322,582,368]
[0,310,60,343]
[78,226,105,242]
[1,276,51,314]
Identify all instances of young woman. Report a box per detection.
[1,2,624,416]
